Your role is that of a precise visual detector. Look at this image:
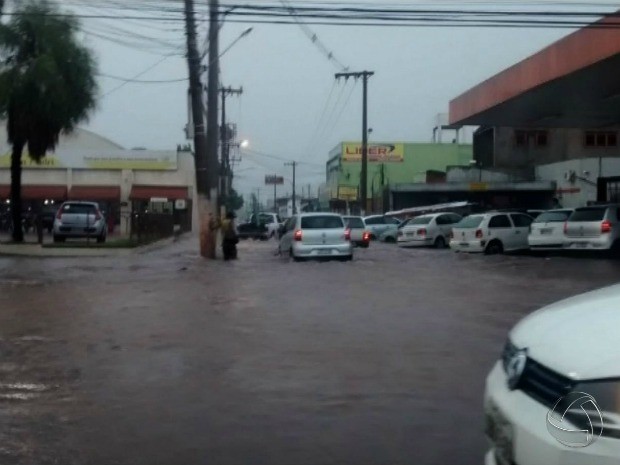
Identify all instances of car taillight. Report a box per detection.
[602,220,612,234]
[417,228,426,236]
[95,210,102,221]
[363,231,370,241]
[56,209,63,220]
[294,229,302,241]
[475,229,483,238]
[563,222,568,234]
[344,228,351,241]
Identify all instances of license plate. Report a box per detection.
[575,243,587,248]
[484,402,514,465]
[406,232,414,237]
[540,228,553,235]
[460,242,469,247]
[317,249,331,255]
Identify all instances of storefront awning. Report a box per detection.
[69,185,120,201]
[0,184,67,200]
[129,185,189,201]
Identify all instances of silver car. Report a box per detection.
[53,201,107,243]
[278,213,353,261]
[527,209,574,250]
[564,204,620,254]
[363,215,401,240]
[398,213,462,248]
[343,216,370,248]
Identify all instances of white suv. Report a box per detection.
[484,284,620,465]
[449,212,533,254]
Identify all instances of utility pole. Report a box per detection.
[184,0,212,257]
[335,70,374,215]
[219,86,243,210]
[285,161,297,215]
[273,174,278,214]
[203,0,220,258]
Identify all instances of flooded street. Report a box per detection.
[1,236,619,465]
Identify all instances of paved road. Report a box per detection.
[0,236,619,465]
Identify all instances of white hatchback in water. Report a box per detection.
[449,212,533,254]
[278,213,353,261]
[484,284,620,465]
[527,209,574,250]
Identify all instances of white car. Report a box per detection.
[397,213,462,248]
[450,212,534,254]
[564,204,620,254]
[484,284,620,465]
[363,215,401,240]
[278,213,353,261]
[528,209,574,250]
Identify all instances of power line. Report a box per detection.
[98,73,187,83]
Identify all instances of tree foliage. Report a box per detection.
[0,1,98,241]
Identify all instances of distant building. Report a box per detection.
[325,141,473,213]
[0,123,194,234]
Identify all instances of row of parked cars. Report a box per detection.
[359,204,620,256]
[275,204,620,261]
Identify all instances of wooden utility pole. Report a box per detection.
[184,0,214,257]
[219,86,243,209]
[335,71,374,215]
[203,0,220,257]
[285,161,297,214]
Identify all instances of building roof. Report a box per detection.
[449,13,620,128]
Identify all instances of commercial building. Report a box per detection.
[449,13,620,208]
[0,124,195,234]
[325,141,472,213]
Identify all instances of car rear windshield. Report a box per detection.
[408,216,432,225]
[345,218,364,228]
[62,204,97,214]
[455,216,483,228]
[569,208,606,222]
[301,216,344,229]
[533,211,572,223]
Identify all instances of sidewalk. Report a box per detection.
[0,233,178,257]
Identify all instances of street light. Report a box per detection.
[240,139,249,149]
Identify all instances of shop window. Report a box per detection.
[585,131,618,147]
[515,130,527,147]
[514,130,548,147]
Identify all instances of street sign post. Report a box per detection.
[265,175,284,213]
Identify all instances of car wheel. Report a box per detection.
[369,234,377,241]
[360,242,369,249]
[97,234,106,244]
[290,248,301,262]
[485,240,503,255]
[53,235,65,243]
[434,236,446,249]
[384,236,396,244]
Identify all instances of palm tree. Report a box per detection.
[0,1,97,242]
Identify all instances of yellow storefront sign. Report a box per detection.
[342,143,404,163]
[0,153,62,168]
[338,186,358,200]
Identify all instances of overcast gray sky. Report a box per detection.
[55,0,613,199]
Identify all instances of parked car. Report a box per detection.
[484,283,620,465]
[363,215,400,240]
[379,218,412,243]
[449,212,533,254]
[527,209,574,251]
[53,201,107,243]
[251,212,282,238]
[397,213,462,248]
[343,216,370,248]
[564,204,620,254]
[278,213,353,261]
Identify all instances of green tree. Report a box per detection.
[0,1,97,242]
